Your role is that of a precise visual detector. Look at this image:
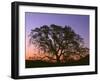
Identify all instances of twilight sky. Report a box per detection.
[25,12,90,60]
[25,12,89,48]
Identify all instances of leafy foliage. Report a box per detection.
[29,24,88,63]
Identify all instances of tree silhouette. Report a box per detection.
[29,24,87,63]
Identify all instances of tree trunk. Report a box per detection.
[56,55,60,63]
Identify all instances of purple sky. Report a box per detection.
[25,12,89,48]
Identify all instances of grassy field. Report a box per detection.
[25,55,89,68]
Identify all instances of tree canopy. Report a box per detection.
[29,24,88,63]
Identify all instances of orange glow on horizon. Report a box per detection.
[25,37,88,62]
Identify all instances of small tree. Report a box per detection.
[29,24,87,63]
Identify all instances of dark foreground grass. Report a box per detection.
[25,55,89,68]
